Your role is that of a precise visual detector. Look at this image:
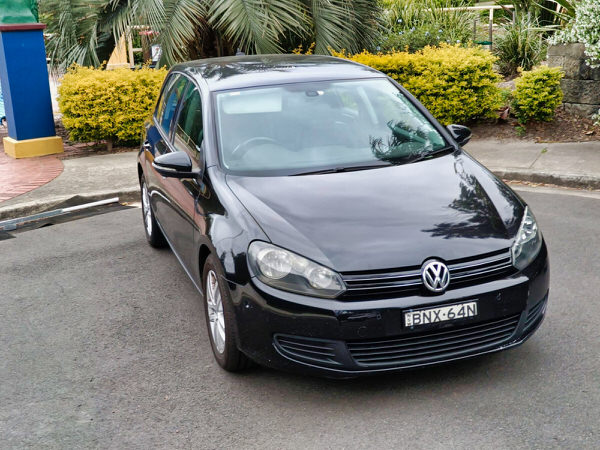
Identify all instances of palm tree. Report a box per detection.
[41,0,381,71]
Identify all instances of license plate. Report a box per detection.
[404,301,478,327]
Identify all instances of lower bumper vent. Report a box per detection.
[347,314,520,368]
[274,334,344,367]
[524,297,547,331]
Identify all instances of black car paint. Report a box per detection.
[225,153,523,272]
[446,124,472,147]
[138,55,549,377]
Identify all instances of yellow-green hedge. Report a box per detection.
[58,66,167,146]
[334,45,502,125]
[513,66,564,124]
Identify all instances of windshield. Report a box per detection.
[215,78,448,176]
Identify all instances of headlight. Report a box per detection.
[511,206,542,270]
[248,241,346,298]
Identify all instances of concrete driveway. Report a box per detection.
[1,188,598,449]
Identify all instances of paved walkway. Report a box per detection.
[466,139,600,189]
[0,151,139,220]
[0,147,63,203]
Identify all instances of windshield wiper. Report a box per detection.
[289,146,455,176]
[291,163,391,176]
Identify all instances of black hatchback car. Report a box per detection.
[138,55,549,377]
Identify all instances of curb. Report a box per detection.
[0,186,140,221]
[492,169,600,190]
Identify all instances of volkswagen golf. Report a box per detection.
[137,55,549,377]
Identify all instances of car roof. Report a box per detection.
[172,54,385,91]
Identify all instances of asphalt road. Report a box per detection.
[1,188,599,449]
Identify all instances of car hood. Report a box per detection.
[225,152,524,272]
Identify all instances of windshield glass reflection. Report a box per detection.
[215,79,447,175]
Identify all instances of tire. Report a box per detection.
[202,254,252,371]
[140,175,167,248]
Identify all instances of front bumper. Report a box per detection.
[227,244,549,377]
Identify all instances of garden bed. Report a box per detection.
[470,108,600,143]
[57,143,136,160]
[55,119,137,160]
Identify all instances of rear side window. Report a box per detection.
[174,86,203,153]
[155,74,188,136]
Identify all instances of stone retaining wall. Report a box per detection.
[548,43,600,118]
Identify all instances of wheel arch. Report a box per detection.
[198,244,212,282]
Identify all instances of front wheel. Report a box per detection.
[140,175,167,248]
[202,254,252,372]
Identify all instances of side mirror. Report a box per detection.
[446,124,472,147]
[152,151,199,179]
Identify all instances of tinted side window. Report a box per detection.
[154,74,177,121]
[174,87,203,153]
[156,74,188,136]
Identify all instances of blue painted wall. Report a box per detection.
[0,28,55,141]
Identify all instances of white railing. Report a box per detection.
[438,4,516,46]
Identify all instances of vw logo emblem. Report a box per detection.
[422,260,450,293]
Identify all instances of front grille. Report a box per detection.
[524,298,546,331]
[273,334,343,367]
[341,248,515,299]
[346,314,520,368]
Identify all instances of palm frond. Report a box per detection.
[345,0,382,53]
[208,0,309,54]
[42,0,105,71]
[101,0,163,44]
[43,0,381,68]
[157,0,208,65]
[306,0,381,54]
[99,0,206,66]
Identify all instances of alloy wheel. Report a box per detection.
[206,270,226,353]
[142,182,152,235]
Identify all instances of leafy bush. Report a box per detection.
[512,66,564,123]
[58,66,167,149]
[550,0,600,68]
[493,15,546,76]
[334,44,502,125]
[381,25,465,54]
[379,0,475,53]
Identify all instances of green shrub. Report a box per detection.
[513,66,564,124]
[379,0,475,53]
[334,44,502,125]
[493,15,546,76]
[58,66,167,149]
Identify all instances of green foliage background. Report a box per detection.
[58,66,167,146]
[41,0,382,71]
[335,44,502,125]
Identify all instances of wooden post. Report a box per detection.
[488,8,494,47]
[127,27,135,69]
